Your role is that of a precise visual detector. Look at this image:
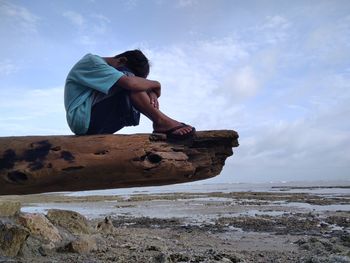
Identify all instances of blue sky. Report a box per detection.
[0,0,349,183]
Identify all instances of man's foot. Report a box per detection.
[128,90,194,138]
[153,121,195,139]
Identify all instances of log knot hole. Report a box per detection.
[94,150,109,155]
[7,171,28,184]
[134,152,163,165]
[147,153,162,164]
[60,151,75,163]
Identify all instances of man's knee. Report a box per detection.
[129,90,147,102]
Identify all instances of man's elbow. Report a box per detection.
[116,75,138,91]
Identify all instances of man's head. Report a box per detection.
[114,49,150,78]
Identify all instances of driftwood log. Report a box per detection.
[0,130,239,195]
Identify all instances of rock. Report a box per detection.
[146,245,162,251]
[17,213,61,243]
[38,241,56,256]
[66,235,97,254]
[0,222,29,257]
[218,258,233,263]
[120,243,137,250]
[307,255,350,263]
[96,217,114,233]
[46,209,90,235]
[0,257,21,263]
[341,232,350,247]
[168,253,190,262]
[153,252,169,263]
[328,255,350,263]
[0,202,21,217]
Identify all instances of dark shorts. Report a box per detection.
[86,89,130,135]
[86,69,140,135]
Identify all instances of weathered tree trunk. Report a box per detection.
[0,130,239,195]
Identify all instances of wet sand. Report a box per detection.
[1,183,350,262]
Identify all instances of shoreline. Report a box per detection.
[1,182,349,262]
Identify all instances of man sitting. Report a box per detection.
[64,50,195,139]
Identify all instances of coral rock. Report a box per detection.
[47,209,90,235]
[0,202,21,217]
[0,222,29,257]
[66,235,97,254]
[17,213,61,243]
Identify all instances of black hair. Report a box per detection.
[114,49,150,78]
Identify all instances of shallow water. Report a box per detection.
[284,202,350,212]
[20,195,350,222]
[21,202,119,219]
[62,180,350,197]
[17,180,350,222]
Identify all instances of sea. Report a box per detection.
[20,180,350,219]
[60,180,350,196]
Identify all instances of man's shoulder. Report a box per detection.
[69,54,107,74]
[78,53,101,65]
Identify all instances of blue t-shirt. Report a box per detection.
[64,54,124,135]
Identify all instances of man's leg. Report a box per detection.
[87,92,126,135]
[129,91,193,135]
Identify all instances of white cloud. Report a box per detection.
[122,28,350,182]
[0,60,19,75]
[119,38,252,132]
[254,15,292,44]
[91,14,111,34]
[234,115,350,179]
[123,0,139,9]
[176,0,199,8]
[196,38,249,65]
[262,15,290,30]
[62,11,111,46]
[77,35,96,46]
[305,14,350,64]
[221,66,259,100]
[0,87,69,136]
[0,1,39,32]
[63,10,85,27]
[226,68,350,181]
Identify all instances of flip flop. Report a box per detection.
[153,123,196,140]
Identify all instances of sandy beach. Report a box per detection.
[1,181,350,262]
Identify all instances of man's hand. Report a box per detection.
[151,85,161,98]
[148,91,159,109]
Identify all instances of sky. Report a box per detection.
[0,0,349,183]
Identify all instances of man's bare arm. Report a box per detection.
[115,75,161,97]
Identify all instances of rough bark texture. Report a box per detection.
[0,130,239,195]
